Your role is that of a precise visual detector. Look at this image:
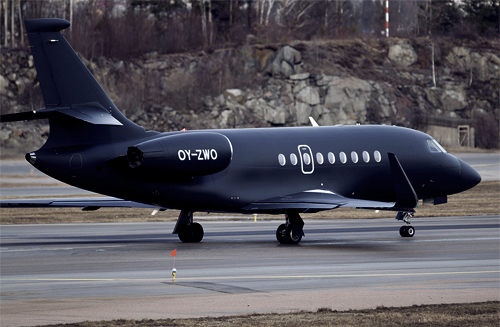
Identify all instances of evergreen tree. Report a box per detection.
[417,0,461,36]
[462,0,500,35]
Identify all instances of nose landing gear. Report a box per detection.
[396,211,415,237]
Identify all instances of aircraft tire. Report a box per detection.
[285,225,302,244]
[399,225,415,237]
[178,223,204,243]
[276,224,287,244]
[189,222,204,242]
[178,224,191,243]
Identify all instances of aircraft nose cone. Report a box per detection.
[458,158,481,191]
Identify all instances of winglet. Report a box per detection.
[388,153,418,209]
[309,117,319,127]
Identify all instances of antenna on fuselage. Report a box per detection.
[309,117,319,127]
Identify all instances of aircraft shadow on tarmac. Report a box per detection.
[3,222,497,248]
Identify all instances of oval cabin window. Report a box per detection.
[351,151,358,163]
[340,152,347,164]
[278,154,286,166]
[363,151,370,163]
[303,153,311,165]
[328,152,335,164]
[316,153,324,165]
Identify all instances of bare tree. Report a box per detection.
[10,0,14,47]
[200,0,207,48]
[276,0,315,31]
[257,0,276,26]
[265,0,276,26]
[3,0,8,47]
[208,0,212,45]
[17,0,22,45]
[229,0,233,26]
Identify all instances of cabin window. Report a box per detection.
[303,153,311,165]
[374,151,381,162]
[351,151,358,163]
[328,152,335,164]
[427,139,447,153]
[316,153,324,165]
[362,151,370,163]
[278,154,286,166]
[339,152,347,164]
[290,153,298,165]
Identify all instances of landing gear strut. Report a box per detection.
[276,211,304,244]
[396,211,415,237]
[173,210,204,243]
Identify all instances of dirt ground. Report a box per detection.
[1,181,498,224]
[36,302,500,327]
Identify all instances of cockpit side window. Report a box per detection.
[427,139,447,153]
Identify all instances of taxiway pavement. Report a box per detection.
[1,216,499,326]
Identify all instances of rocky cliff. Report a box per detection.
[1,37,498,158]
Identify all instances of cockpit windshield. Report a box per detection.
[427,139,447,153]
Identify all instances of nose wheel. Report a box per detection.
[399,225,415,237]
[396,211,415,238]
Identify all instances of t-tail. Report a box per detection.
[0,18,146,149]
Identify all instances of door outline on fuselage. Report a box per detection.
[298,145,314,174]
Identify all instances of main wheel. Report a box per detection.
[178,223,204,243]
[276,224,287,244]
[189,222,204,242]
[399,226,407,237]
[178,223,191,242]
[285,225,302,244]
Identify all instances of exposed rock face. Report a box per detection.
[1,37,499,158]
[272,46,303,77]
[445,46,500,82]
[388,41,418,67]
[440,90,467,111]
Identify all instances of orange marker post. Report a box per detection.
[171,249,177,282]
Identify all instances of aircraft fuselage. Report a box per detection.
[30,124,479,214]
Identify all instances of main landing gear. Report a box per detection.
[276,212,305,244]
[396,211,415,237]
[173,210,204,243]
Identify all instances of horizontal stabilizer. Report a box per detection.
[0,110,51,122]
[0,102,122,126]
[60,102,122,125]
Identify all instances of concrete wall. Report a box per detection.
[425,125,475,149]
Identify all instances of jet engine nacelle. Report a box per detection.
[127,132,233,177]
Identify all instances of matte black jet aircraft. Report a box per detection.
[1,19,481,244]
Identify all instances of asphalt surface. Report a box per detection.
[0,153,498,197]
[1,216,499,326]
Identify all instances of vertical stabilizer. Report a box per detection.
[24,18,145,145]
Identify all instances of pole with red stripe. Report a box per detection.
[386,0,389,37]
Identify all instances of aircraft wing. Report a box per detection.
[241,189,400,213]
[0,197,159,210]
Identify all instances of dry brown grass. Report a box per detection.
[38,301,500,327]
[1,181,498,224]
